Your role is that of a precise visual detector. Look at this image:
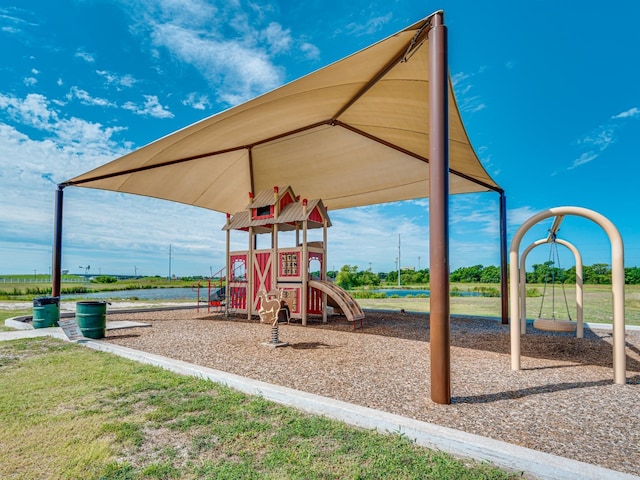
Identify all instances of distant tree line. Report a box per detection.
[332,263,640,289]
[450,262,640,285]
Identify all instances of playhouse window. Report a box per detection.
[231,259,246,281]
[254,205,271,218]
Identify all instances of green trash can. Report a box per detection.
[76,301,107,339]
[32,297,60,328]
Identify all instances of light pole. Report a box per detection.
[397,234,401,287]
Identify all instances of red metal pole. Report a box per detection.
[428,11,451,405]
[195,283,201,312]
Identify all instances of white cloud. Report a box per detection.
[122,94,174,118]
[570,125,615,170]
[569,152,598,169]
[451,70,487,114]
[0,92,55,129]
[0,7,38,35]
[182,92,211,110]
[262,22,292,55]
[0,95,224,275]
[343,13,392,37]
[150,22,283,105]
[23,76,37,86]
[451,72,469,87]
[578,127,614,148]
[0,92,128,162]
[120,0,318,106]
[67,86,116,107]
[570,106,639,169]
[611,107,639,119]
[507,206,539,227]
[96,70,137,88]
[300,42,320,60]
[75,50,95,63]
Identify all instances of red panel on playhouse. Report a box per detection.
[253,251,272,305]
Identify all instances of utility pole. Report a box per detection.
[418,256,421,271]
[168,245,172,282]
[398,234,401,287]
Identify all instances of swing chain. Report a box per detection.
[538,232,572,321]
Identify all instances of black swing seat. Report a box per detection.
[533,317,577,332]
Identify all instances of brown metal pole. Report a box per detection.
[428,11,450,405]
[500,192,509,324]
[52,185,64,298]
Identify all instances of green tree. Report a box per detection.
[450,265,483,283]
[563,265,577,284]
[335,265,359,289]
[584,263,611,284]
[625,267,640,285]
[357,269,381,287]
[386,270,398,284]
[479,265,501,283]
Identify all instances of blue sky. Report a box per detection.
[1,0,639,278]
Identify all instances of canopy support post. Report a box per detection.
[52,185,64,298]
[500,192,508,324]
[428,11,450,405]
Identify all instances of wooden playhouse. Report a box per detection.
[222,186,364,326]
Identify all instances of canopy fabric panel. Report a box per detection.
[65,13,501,214]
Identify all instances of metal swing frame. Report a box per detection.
[533,233,577,333]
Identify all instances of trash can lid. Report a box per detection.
[33,297,60,306]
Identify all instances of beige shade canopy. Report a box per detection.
[64,13,501,214]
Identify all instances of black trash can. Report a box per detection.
[76,301,107,339]
[32,297,60,328]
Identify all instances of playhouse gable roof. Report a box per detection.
[247,186,296,209]
[224,193,330,233]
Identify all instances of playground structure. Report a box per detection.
[222,186,365,327]
[509,206,626,384]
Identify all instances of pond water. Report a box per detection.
[61,287,202,301]
[371,289,482,297]
[61,287,482,301]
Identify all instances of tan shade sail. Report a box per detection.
[64,12,501,214]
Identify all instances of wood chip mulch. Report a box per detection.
[103,308,640,477]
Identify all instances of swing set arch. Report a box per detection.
[519,237,584,337]
[509,206,626,385]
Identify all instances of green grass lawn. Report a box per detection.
[0,337,518,479]
[0,309,29,331]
